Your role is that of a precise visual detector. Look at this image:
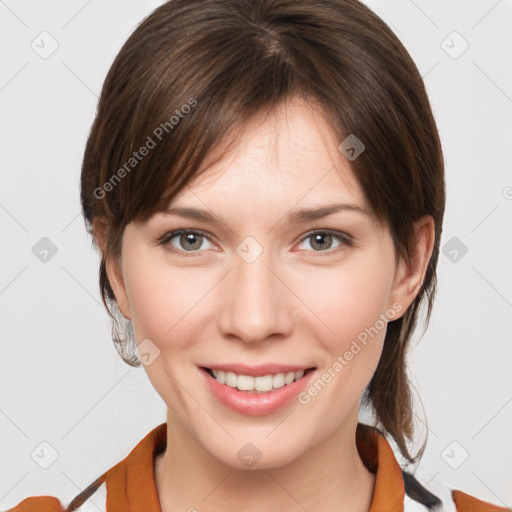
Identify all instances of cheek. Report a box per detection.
[123,253,213,346]
[293,261,396,414]
[299,263,394,339]
[291,250,397,381]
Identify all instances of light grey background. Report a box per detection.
[1,0,511,509]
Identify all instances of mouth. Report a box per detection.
[200,366,316,394]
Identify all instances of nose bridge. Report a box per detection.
[218,240,293,343]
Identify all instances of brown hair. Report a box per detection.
[80,0,445,464]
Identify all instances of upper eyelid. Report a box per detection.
[157,228,212,244]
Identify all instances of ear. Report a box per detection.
[389,215,435,316]
[92,219,132,320]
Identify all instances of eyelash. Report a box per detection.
[156,229,354,257]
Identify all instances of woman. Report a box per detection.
[8,0,508,511]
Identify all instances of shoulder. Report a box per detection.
[4,478,108,512]
[451,489,511,512]
[357,425,509,512]
[4,496,66,511]
[2,423,160,512]
[5,478,509,512]
[402,471,510,512]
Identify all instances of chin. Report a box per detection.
[206,435,305,471]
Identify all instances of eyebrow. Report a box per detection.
[163,203,371,225]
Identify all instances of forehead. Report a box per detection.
[170,98,369,215]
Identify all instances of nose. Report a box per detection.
[217,246,294,344]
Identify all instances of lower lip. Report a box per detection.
[199,367,316,416]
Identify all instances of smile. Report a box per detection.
[203,367,315,393]
[199,366,317,416]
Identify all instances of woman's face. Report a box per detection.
[107,98,414,469]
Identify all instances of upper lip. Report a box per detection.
[200,363,316,377]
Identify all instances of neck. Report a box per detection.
[155,410,375,512]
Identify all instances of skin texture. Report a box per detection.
[95,97,434,512]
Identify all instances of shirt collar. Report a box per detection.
[356,423,405,511]
[105,422,405,512]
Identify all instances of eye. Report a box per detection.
[156,228,353,257]
[296,230,353,254]
[157,229,214,256]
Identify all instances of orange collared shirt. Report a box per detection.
[6,422,510,512]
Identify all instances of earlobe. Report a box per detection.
[390,216,435,315]
[92,219,132,320]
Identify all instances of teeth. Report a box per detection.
[211,369,307,392]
